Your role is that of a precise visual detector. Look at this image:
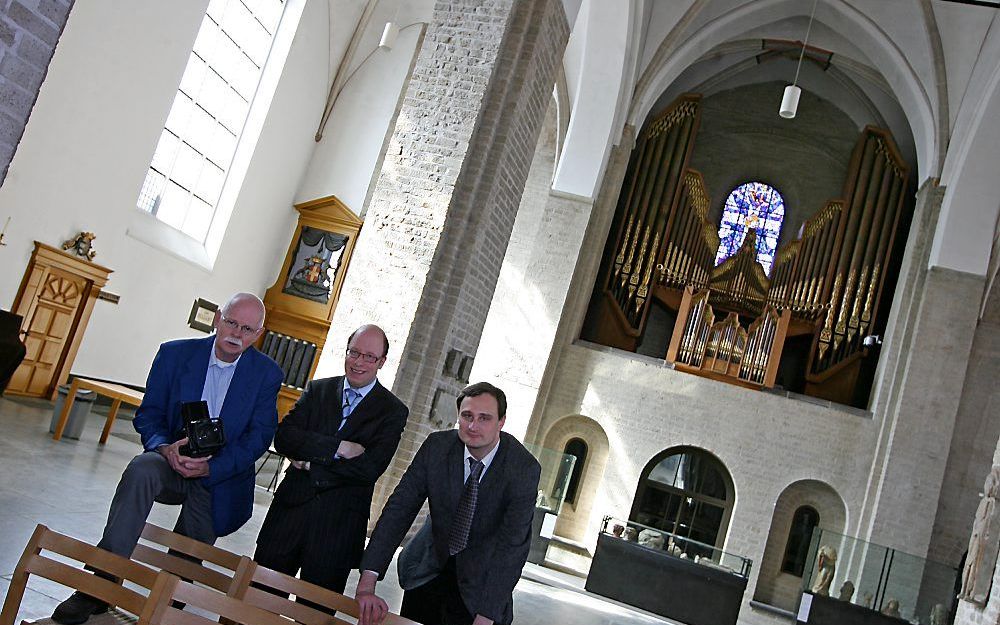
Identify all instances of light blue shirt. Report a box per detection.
[201,348,240,419]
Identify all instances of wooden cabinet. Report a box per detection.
[260,196,361,418]
[6,242,112,399]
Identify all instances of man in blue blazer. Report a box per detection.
[53,293,282,625]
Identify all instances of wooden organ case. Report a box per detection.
[260,196,361,418]
[584,94,910,406]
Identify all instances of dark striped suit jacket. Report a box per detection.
[257,376,408,569]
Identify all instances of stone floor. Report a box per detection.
[0,395,676,625]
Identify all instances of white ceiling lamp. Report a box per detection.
[780,0,819,119]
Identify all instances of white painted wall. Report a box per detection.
[0,0,329,386]
[295,0,435,214]
[551,0,631,198]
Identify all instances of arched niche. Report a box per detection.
[753,479,848,611]
[539,415,610,542]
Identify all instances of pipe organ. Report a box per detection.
[586,93,910,406]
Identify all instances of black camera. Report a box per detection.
[178,400,225,458]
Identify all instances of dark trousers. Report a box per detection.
[253,498,351,615]
[400,557,474,625]
[98,451,216,557]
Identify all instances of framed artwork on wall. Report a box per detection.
[188,298,218,333]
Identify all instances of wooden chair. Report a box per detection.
[137,574,288,625]
[130,524,244,594]
[228,559,418,625]
[0,525,159,625]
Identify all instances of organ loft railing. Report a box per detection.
[587,116,910,404]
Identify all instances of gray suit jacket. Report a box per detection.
[361,430,541,625]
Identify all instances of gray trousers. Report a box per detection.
[97,451,216,557]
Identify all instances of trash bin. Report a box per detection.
[49,385,97,440]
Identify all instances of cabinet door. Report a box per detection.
[6,269,87,397]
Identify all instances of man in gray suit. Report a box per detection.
[355,382,541,625]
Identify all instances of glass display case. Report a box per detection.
[586,516,753,625]
[523,443,577,515]
[799,528,957,625]
[598,515,752,577]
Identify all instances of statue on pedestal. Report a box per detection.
[811,545,837,596]
[959,464,1000,605]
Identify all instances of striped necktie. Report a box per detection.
[339,387,360,431]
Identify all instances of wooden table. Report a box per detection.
[52,377,144,444]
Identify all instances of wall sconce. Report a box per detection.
[779,0,819,119]
[379,22,399,50]
[862,335,883,347]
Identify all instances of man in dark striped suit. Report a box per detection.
[253,325,408,604]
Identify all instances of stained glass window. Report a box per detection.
[714,182,785,275]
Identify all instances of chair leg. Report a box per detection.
[266,456,285,492]
[255,451,274,478]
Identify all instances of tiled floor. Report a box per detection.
[0,395,675,624]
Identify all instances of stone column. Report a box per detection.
[858,180,984,557]
[0,0,75,183]
[323,0,570,515]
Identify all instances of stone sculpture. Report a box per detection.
[881,598,900,618]
[960,464,1000,605]
[637,528,665,549]
[811,545,837,596]
[929,603,947,625]
[838,580,855,602]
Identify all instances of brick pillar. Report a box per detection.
[324,0,570,516]
[0,0,74,183]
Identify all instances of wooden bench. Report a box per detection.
[0,525,160,625]
[3,525,417,625]
[52,378,144,444]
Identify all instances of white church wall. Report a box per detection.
[539,343,875,585]
[551,0,631,199]
[294,0,435,214]
[0,0,328,386]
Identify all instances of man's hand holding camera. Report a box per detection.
[157,438,211,478]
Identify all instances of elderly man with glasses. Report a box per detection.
[53,292,283,624]
[253,324,408,612]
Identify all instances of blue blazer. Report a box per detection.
[133,335,282,536]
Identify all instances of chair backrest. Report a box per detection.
[0,525,159,625]
[229,560,418,625]
[138,573,296,625]
[131,523,244,593]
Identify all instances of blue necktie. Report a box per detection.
[339,387,360,431]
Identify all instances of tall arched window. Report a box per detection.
[782,506,820,576]
[560,438,588,505]
[714,181,785,275]
[630,447,734,551]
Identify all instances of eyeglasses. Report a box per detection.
[220,316,261,336]
[346,348,382,364]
